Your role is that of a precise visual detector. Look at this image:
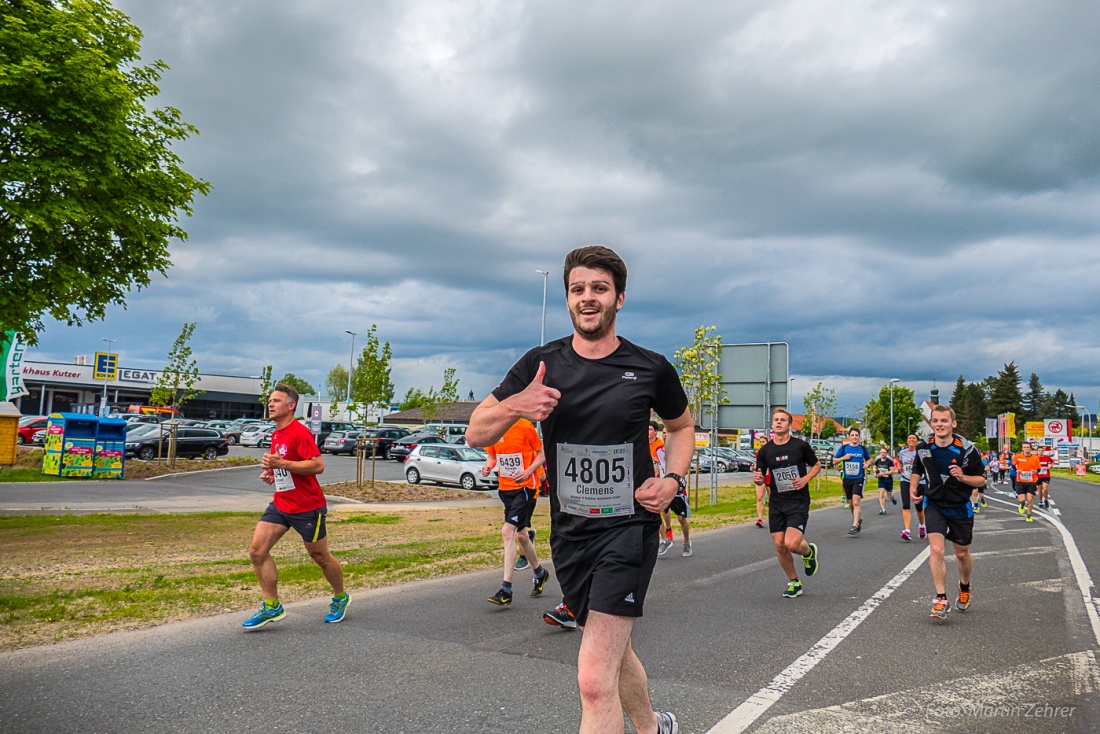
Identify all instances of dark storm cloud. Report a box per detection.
[33,0,1100,415]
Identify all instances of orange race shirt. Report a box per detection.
[649,437,665,477]
[1013,454,1041,484]
[487,419,543,492]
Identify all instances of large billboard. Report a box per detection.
[703,342,789,430]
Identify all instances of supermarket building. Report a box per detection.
[14,360,268,420]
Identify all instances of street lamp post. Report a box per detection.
[344,330,357,422]
[100,338,115,417]
[889,378,900,455]
[535,269,549,345]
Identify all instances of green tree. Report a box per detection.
[257,365,273,418]
[326,364,349,419]
[1022,373,1045,422]
[987,362,1023,418]
[0,0,210,345]
[673,326,727,429]
[802,382,838,440]
[418,368,459,426]
[351,325,394,425]
[948,376,987,440]
[398,387,426,412]
[149,322,203,416]
[325,364,350,403]
[278,373,315,396]
[864,383,922,449]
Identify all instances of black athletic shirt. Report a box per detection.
[754,437,819,509]
[491,336,688,541]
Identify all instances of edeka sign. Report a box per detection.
[1,332,29,401]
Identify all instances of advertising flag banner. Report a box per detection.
[1005,413,1016,438]
[1,332,29,401]
[985,418,999,438]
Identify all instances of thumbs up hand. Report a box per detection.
[513,361,560,421]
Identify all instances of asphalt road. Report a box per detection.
[0,477,1098,733]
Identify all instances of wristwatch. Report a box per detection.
[665,472,687,492]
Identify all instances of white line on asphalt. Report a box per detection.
[985,495,1100,648]
[706,546,931,734]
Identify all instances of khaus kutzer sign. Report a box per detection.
[20,363,163,385]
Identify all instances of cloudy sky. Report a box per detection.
[30,0,1100,418]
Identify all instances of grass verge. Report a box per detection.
[0,475,846,651]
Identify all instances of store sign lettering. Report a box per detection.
[118,369,161,383]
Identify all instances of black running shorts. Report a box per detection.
[842,478,865,499]
[768,501,809,535]
[550,524,659,627]
[900,484,925,511]
[259,502,328,543]
[499,488,537,529]
[667,493,690,519]
[923,502,973,546]
[877,477,894,490]
[1017,482,1038,496]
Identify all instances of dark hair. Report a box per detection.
[563,245,627,296]
[649,420,661,430]
[273,383,299,407]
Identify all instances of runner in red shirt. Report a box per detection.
[1036,447,1054,510]
[242,383,348,630]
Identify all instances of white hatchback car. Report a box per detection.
[240,426,275,448]
[405,444,498,491]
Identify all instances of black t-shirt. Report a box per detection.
[492,336,689,540]
[873,456,895,477]
[755,437,819,508]
[910,434,985,507]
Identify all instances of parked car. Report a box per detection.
[416,423,469,442]
[31,428,47,444]
[202,421,244,445]
[711,447,755,472]
[694,448,730,473]
[360,426,413,459]
[387,433,449,461]
[313,421,358,447]
[240,426,275,448]
[321,430,362,456]
[124,427,229,462]
[404,444,497,490]
[16,415,50,445]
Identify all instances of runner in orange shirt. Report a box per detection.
[1013,442,1041,522]
[482,418,550,605]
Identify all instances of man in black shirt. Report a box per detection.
[754,408,822,598]
[468,246,692,734]
[909,405,986,620]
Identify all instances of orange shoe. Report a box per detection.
[956,584,971,612]
[931,596,949,620]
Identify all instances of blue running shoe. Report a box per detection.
[242,601,285,630]
[325,593,351,623]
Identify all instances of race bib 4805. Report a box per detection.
[557,443,634,517]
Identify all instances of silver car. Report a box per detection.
[405,444,498,491]
[240,426,275,448]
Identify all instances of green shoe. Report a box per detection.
[783,579,803,598]
[324,593,351,623]
[242,601,285,630]
[802,543,819,577]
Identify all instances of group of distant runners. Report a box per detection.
[231,245,1057,733]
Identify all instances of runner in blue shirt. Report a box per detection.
[833,428,871,535]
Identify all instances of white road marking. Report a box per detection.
[711,494,1100,733]
[705,547,930,734]
[986,495,1100,648]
